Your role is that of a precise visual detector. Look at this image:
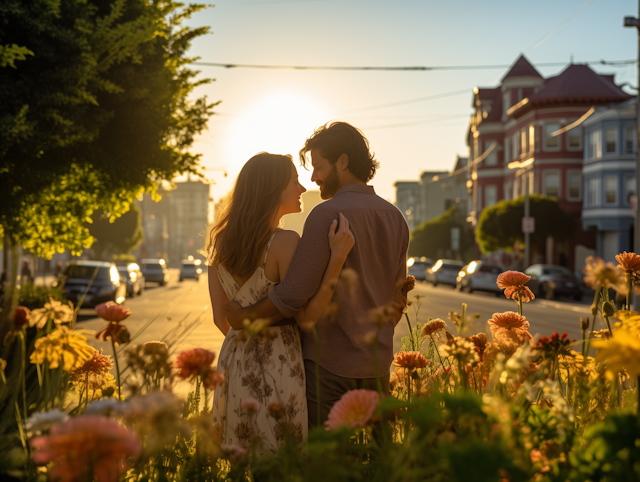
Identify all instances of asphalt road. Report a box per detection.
[77,271,598,379]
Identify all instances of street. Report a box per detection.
[78,271,596,382]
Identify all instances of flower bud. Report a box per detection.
[590,304,598,316]
[603,301,615,317]
[580,317,589,331]
[10,306,30,328]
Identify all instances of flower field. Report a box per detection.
[1,253,640,481]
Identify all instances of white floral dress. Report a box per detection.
[212,234,307,452]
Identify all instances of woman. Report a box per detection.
[205,152,354,453]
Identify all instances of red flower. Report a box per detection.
[175,348,215,380]
[96,324,130,345]
[202,368,224,390]
[95,302,131,323]
[10,306,30,328]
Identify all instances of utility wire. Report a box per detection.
[191,58,636,71]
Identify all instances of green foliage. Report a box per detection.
[409,206,474,261]
[0,44,33,68]
[88,204,144,260]
[0,0,216,258]
[16,284,66,311]
[475,194,576,254]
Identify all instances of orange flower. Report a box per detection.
[95,302,131,323]
[488,311,534,345]
[497,271,535,302]
[30,415,140,482]
[175,348,215,380]
[72,349,113,376]
[325,389,379,430]
[96,323,130,346]
[468,333,488,361]
[11,306,30,328]
[393,350,429,370]
[616,251,640,273]
[422,319,446,337]
[583,256,626,293]
[401,275,416,297]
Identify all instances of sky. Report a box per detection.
[182,0,639,203]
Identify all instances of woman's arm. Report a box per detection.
[294,213,354,333]
[208,265,231,336]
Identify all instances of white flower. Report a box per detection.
[25,409,67,435]
[29,297,74,329]
[85,398,127,416]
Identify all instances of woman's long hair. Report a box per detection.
[204,153,293,280]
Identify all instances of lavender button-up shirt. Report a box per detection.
[269,184,409,378]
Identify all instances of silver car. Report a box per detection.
[426,259,465,287]
[457,261,502,296]
[141,258,170,286]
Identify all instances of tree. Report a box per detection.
[409,206,475,261]
[476,194,576,254]
[88,204,143,260]
[0,0,216,258]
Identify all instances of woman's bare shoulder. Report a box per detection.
[271,229,300,251]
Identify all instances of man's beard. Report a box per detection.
[318,164,340,200]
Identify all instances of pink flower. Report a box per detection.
[242,398,260,415]
[325,389,379,430]
[497,271,535,303]
[30,415,140,482]
[175,348,215,379]
[220,444,248,464]
[392,351,429,370]
[11,306,30,328]
[95,302,131,323]
[202,368,224,390]
[488,311,534,345]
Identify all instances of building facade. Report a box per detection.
[582,98,637,263]
[467,55,631,270]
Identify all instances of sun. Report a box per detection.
[228,92,328,187]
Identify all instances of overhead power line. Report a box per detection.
[191,59,636,71]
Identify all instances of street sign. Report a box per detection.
[451,227,460,251]
[522,217,535,234]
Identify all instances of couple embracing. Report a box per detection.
[205,122,409,452]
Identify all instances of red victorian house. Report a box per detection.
[467,55,631,271]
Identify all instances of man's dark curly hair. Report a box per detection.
[299,122,379,182]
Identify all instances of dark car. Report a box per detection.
[457,261,502,295]
[60,261,127,308]
[179,259,203,282]
[141,258,170,286]
[524,264,584,301]
[117,263,145,297]
[407,257,433,281]
[425,259,465,287]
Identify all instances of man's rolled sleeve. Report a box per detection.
[269,206,334,319]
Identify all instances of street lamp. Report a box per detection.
[624,9,640,253]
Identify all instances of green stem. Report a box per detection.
[203,386,209,413]
[110,336,121,400]
[637,376,640,416]
[458,360,468,390]
[460,303,467,335]
[312,326,321,428]
[518,294,523,317]
[430,334,448,369]
[627,273,633,312]
[581,330,587,358]
[404,313,415,351]
[20,332,27,422]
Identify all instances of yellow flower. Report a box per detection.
[592,330,640,378]
[71,371,117,400]
[558,350,599,383]
[30,326,95,371]
[29,297,74,329]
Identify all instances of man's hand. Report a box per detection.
[223,301,247,330]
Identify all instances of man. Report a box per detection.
[226,121,409,428]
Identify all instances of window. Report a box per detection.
[477,184,482,211]
[517,88,523,102]
[605,127,617,154]
[504,181,512,200]
[512,133,517,159]
[485,185,497,207]
[567,171,581,200]
[543,171,560,198]
[567,127,581,149]
[625,125,635,154]
[586,177,601,207]
[605,176,617,204]
[529,125,535,153]
[484,141,497,165]
[503,91,511,115]
[625,175,636,205]
[545,123,560,149]
[504,137,511,162]
[588,129,601,158]
[520,129,528,155]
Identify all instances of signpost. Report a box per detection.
[522,217,535,233]
[451,227,460,252]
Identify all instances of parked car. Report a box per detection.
[117,263,145,297]
[456,261,502,295]
[524,264,584,301]
[60,261,127,308]
[407,257,433,281]
[426,259,465,287]
[141,258,170,286]
[179,259,203,282]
